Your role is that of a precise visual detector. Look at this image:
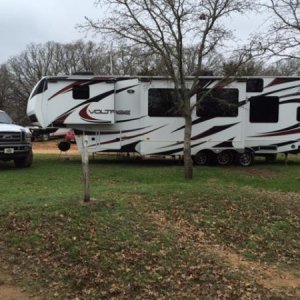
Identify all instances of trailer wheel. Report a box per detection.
[217,151,234,166]
[236,151,254,167]
[193,151,210,165]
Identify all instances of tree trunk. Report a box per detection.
[183,111,193,179]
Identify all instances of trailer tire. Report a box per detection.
[236,151,254,167]
[193,151,210,166]
[217,150,234,166]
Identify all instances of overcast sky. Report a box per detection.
[0,0,268,64]
[0,0,100,63]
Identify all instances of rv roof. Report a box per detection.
[45,74,300,80]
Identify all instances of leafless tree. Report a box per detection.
[4,41,113,124]
[0,65,12,111]
[82,0,253,179]
[255,0,300,59]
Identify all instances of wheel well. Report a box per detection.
[194,149,214,157]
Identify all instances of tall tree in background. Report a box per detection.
[82,0,253,179]
[4,41,113,124]
[0,65,13,112]
[257,0,300,59]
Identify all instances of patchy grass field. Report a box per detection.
[0,153,299,299]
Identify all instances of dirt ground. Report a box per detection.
[0,272,41,300]
[32,141,79,155]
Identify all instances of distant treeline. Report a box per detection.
[0,40,299,124]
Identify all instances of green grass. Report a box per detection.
[0,154,299,299]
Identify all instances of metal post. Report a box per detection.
[81,133,90,202]
[284,153,288,166]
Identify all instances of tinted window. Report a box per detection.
[246,79,264,93]
[148,89,182,117]
[196,88,239,119]
[250,96,279,123]
[31,78,48,99]
[297,107,300,121]
[73,85,90,99]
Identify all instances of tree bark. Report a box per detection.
[183,104,193,179]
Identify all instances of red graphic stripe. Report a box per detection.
[48,81,90,100]
[257,128,300,137]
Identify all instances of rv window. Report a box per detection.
[148,89,182,117]
[246,79,264,93]
[297,107,300,121]
[30,78,48,99]
[250,96,279,123]
[196,88,239,119]
[73,85,90,99]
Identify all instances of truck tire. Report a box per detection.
[14,150,33,168]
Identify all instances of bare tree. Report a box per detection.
[3,40,170,124]
[0,65,12,112]
[82,0,253,179]
[256,0,300,59]
[5,41,113,124]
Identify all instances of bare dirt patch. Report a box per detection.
[0,286,38,300]
[241,186,300,217]
[0,272,41,300]
[148,210,300,297]
[233,166,280,179]
[32,141,79,155]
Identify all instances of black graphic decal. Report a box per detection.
[280,99,300,105]
[74,126,151,136]
[172,118,204,133]
[154,142,205,156]
[191,123,238,140]
[53,85,137,124]
[87,125,166,147]
[116,116,146,123]
[252,123,300,137]
[265,78,300,88]
[213,138,234,148]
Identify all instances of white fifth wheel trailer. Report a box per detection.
[27,74,300,166]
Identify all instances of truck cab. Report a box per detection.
[0,110,33,168]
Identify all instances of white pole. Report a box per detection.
[81,133,90,202]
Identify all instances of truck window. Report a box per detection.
[196,88,239,119]
[0,111,13,124]
[73,85,90,99]
[148,88,182,117]
[250,96,279,123]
